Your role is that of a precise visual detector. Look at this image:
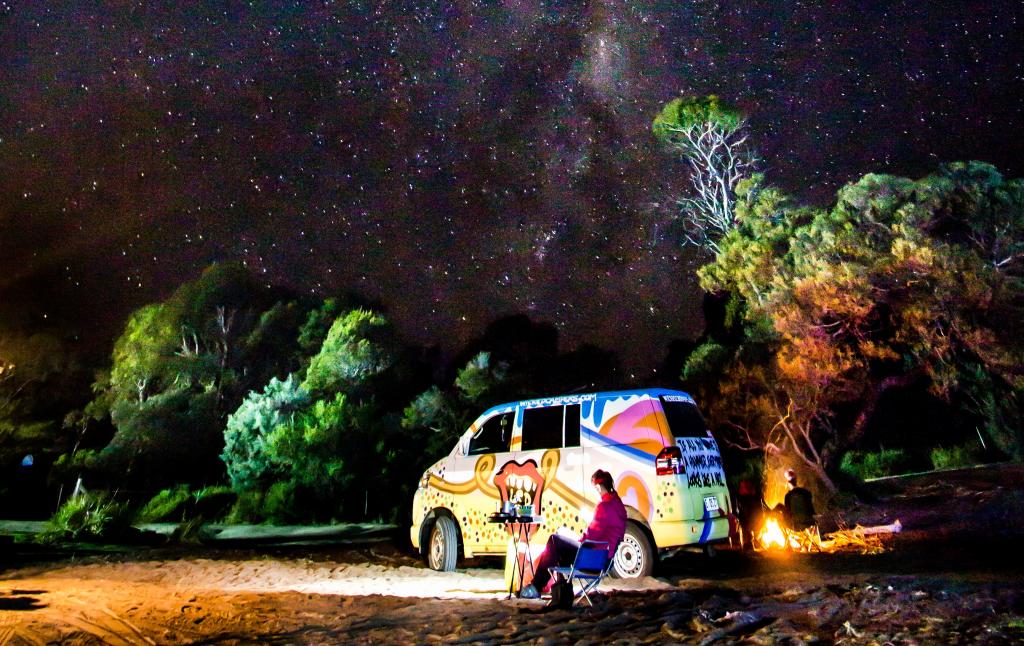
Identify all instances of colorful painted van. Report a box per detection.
[410,388,732,578]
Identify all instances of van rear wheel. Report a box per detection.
[427,516,459,572]
[612,523,654,578]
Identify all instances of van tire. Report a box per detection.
[612,523,655,579]
[427,516,459,572]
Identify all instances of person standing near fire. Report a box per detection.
[736,478,765,550]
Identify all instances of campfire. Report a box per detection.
[753,515,902,554]
[759,516,788,550]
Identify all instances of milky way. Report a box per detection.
[1,1,1021,375]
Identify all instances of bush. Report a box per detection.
[931,442,984,470]
[192,486,236,520]
[223,481,303,524]
[38,491,132,543]
[135,486,192,523]
[224,490,264,524]
[262,481,299,523]
[840,448,912,481]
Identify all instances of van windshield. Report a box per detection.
[467,412,514,455]
[659,397,707,438]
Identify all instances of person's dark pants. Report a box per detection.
[530,534,580,591]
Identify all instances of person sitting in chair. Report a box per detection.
[519,469,626,600]
[780,469,815,532]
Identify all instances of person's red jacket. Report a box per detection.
[581,491,627,556]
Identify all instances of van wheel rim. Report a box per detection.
[616,534,645,578]
[430,528,444,569]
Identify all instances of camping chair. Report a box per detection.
[548,540,615,607]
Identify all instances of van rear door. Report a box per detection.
[658,395,728,517]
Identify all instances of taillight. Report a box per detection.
[656,446,684,476]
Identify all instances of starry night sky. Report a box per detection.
[1,1,1022,374]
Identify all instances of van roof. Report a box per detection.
[479,388,695,418]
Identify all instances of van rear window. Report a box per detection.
[659,397,707,437]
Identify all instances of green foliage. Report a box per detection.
[840,448,913,481]
[302,308,395,395]
[134,484,237,524]
[103,385,221,485]
[224,490,264,523]
[225,482,300,524]
[931,442,985,471]
[695,162,1024,490]
[402,351,515,463]
[191,485,236,520]
[454,351,508,403]
[38,492,132,543]
[50,449,103,482]
[960,365,1023,461]
[85,263,326,491]
[1,329,86,470]
[135,485,192,523]
[297,298,347,355]
[652,95,755,253]
[682,341,731,383]
[222,374,309,492]
[652,95,744,142]
[266,393,353,492]
[402,386,447,431]
[221,308,410,522]
[262,480,300,523]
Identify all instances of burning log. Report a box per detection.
[818,520,901,554]
[754,516,902,554]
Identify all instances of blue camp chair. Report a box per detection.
[548,540,616,607]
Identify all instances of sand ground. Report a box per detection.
[2,464,1023,644]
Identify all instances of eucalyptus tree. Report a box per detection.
[695,163,1024,491]
[653,95,757,254]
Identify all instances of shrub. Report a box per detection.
[135,486,192,523]
[262,481,299,523]
[38,491,132,543]
[840,448,912,481]
[224,490,264,524]
[931,442,984,470]
[192,486,236,520]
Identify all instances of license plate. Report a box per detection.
[704,495,719,512]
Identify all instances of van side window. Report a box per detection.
[659,397,707,437]
[521,405,564,451]
[468,412,514,455]
[563,403,581,447]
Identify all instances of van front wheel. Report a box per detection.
[427,516,459,572]
[612,523,654,578]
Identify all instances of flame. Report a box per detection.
[759,517,788,549]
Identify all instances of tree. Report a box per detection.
[104,385,221,486]
[222,307,406,521]
[83,263,317,490]
[698,163,1024,491]
[653,95,757,254]
[302,308,396,395]
[0,330,86,469]
[402,351,511,460]
[221,374,309,492]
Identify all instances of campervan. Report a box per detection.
[410,389,733,578]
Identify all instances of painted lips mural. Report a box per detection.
[494,459,546,514]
